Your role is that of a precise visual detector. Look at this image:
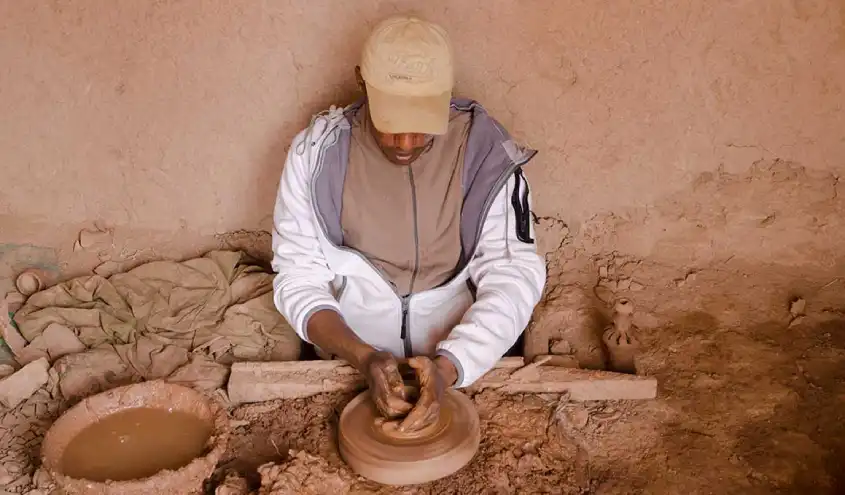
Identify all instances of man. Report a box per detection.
[271,16,545,432]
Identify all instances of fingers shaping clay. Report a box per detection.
[338,388,480,486]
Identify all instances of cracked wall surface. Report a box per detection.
[1,0,844,285]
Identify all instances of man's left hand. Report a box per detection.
[399,355,458,433]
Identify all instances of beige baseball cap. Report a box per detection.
[361,16,454,135]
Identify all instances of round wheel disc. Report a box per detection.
[338,389,480,486]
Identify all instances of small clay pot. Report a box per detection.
[602,299,639,373]
[41,381,230,495]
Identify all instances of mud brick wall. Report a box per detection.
[1,1,844,290]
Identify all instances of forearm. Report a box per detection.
[434,355,458,387]
[306,309,374,369]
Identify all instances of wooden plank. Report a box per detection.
[469,366,658,401]
[227,360,366,405]
[227,356,657,404]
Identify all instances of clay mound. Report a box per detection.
[41,380,230,495]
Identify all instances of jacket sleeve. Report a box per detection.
[271,130,341,342]
[435,172,547,387]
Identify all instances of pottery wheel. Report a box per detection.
[338,389,480,485]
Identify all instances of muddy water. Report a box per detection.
[61,407,212,482]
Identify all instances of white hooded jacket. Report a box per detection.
[271,98,546,387]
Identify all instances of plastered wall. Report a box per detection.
[1,0,844,288]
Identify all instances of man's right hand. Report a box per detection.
[360,351,413,419]
[306,310,413,418]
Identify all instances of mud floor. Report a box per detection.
[0,261,843,494]
[207,261,845,495]
[0,264,843,494]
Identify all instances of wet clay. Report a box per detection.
[602,299,639,373]
[338,388,480,486]
[61,407,212,482]
[42,380,230,495]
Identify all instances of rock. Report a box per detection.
[0,358,49,409]
[630,281,645,291]
[617,278,632,290]
[598,266,608,278]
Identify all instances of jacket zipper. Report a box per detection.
[307,113,535,357]
[407,164,421,294]
[400,296,412,357]
[403,164,421,356]
[336,276,348,301]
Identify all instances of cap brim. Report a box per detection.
[366,84,451,135]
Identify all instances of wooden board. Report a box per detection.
[228,357,657,405]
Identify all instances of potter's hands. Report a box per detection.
[361,351,414,419]
[398,356,457,433]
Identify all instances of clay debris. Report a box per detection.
[0,387,63,494]
[0,358,49,409]
[214,471,249,495]
[257,450,356,495]
[72,224,114,252]
[593,253,645,304]
[674,271,698,288]
[788,297,807,327]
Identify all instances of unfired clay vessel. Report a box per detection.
[339,388,481,486]
[602,298,640,373]
[41,381,230,495]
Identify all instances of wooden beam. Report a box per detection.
[227,356,657,405]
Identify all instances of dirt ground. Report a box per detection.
[208,257,845,495]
